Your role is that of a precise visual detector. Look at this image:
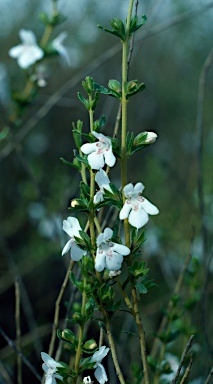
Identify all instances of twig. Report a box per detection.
[171,335,194,384]
[0,326,42,382]
[203,364,213,384]
[47,260,75,357]
[15,278,22,384]
[0,360,14,384]
[54,267,81,361]
[0,234,42,356]
[1,2,213,163]
[179,354,193,384]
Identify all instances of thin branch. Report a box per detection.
[0,326,42,382]
[1,2,213,163]
[171,335,194,384]
[0,234,42,356]
[15,278,22,384]
[179,354,193,384]
[0,360,14,384]
[203,364,213,384]
[48,260,75,357]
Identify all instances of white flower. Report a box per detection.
[160,353,180,381]
[90,346,110,384]
[83,377,93,384]
[52,32,70,66]
[62,217,87,261]
[41,352,63,384]
[119,182,159,229]
[144,131,157,144]
[94,169,113,204]
[8,29,44,69]
[95,228,130,272]
[81,132,116,170]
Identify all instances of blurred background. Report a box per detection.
[0,0,213,383]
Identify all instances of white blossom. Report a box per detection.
[94,169,112,204]
[8,29,44,69]
[41,352,63,384]
[52,32,70,66]
[90,346,109,384]
[119,182,159,229]
[95,228,130,272]
[62,217,87,261]
[81,132,116,170]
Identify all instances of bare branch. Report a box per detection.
[0,326,42,382]
[172,335,194,384]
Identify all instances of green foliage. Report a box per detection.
[98,18,126,41]
[129,15,147,35]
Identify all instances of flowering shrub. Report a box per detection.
[1,0,209,384]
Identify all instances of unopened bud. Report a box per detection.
[109,270,121,278]
[144,131,157,144]
[71,199,79,208]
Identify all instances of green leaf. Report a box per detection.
[98,18,126,41]
[77,92,89,110]
[130,15,147,35]
[60,157,81,170]
[74,152,90,168]
[135,283,148,294]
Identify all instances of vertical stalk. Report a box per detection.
[73,277,87,384]
[120,1,150,383]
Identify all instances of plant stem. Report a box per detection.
[73,277,87,384]
[120,1,150,382]
[103,309,126,384]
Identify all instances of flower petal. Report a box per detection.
[134,182,145,194]
[112,243,130,256]
[41,352,62,368]
[19,29,37,45]
[96,233,104,246]
[70,243,86,261]
[94,190,104,204]
[94,364,108,384]
[128,208,149,229]
[8,45,23,58]
[95,250,106,272]
[103,227,113,241]
[67,217,82,234]
[123,183,134,196]
[62,239,73,256]
[91,346,110,363]
[95,169,110,188]
[105,253,123,271]
[88,152,105,170]
[81,142,97,155]
[119,202,132,220]
[104,147,116,167]
[141,198,159,215]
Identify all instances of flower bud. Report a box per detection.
[144,131,157,144]
[61,329,76,344]
[70,199,79,208]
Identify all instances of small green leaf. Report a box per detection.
[135,283,148,294]
[77,92,89,110]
